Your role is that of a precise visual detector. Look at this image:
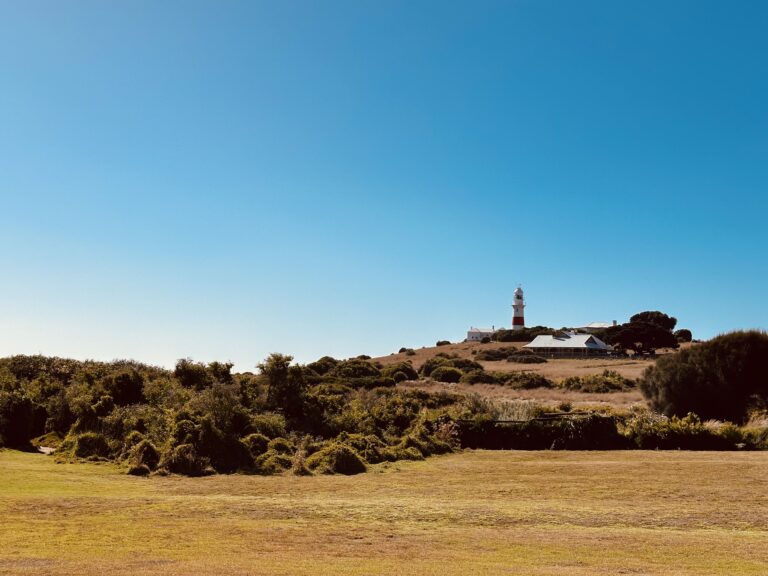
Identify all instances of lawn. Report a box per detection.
[1,449,767,575]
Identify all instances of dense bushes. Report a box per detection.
[561,370,635,393]
[640,331,768,422]
[493,326,554,342]
[474,347,546,363]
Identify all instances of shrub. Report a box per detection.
[241,433,270,458]
[72,432,111,458]
[255,451,292,474]
[127,464,151,476]
[0,390,34,448]
[507,353,547,364]
[404,349,416,356]
[336,433,387,464]
[561,370,635,393]
[460,371,502,385]
[620,409,743,450]
[160,443,212,476]
[267,437,294,454]
[502,372,553,390]
[305,442,367,475]
[480,337,491,344]
[381,445,424,461]
[130,439,160,470]
[250,413,287,438]
[674,329,693,343]
[436,340,451,347]
[430,366,463,383]
[380,362,418,381]
[640,330,768,423]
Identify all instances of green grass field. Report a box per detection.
[2,449,767,575]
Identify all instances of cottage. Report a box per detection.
[466,327,497,342]
[524,332,612,357]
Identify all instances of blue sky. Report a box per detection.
[1,1,766,369]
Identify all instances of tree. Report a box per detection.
[674,329,693,343]
[639,330,768,423]
[630,311,677,332]
[259,354,306,420]
[605,322,679,354]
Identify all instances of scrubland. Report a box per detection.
[2,449,767,575]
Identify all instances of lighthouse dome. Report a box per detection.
[514,286,524,295]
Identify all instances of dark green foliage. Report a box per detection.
[502,372,554,390]
[561,370,635,393]
[476,347,547,363]
[130,439,160,470]
[380,362,418,381]
[331,359,381,379]
[674,329,693,343]
[174,359,214,390]
[259,354,307,421]
[460,371,502,385]
[459,415,626,450]
[72,432,111,458]
[480,337,491,344]
[493,326,554,342]
[0,390,34,447]
[335,433,387,463]
[630,311,677,332]
[306,356,339,376]
[160,443,212,476]
[102,369,145,406]
[128,464,151,476]
[404,349,416,356]
[436,340,451,347]
[306,442,367,475]
[254,451,292,474]
[601,322,679,354]
[267,437,294,454]
[430,366,463,383]
[241,433,270,459]
[640,330,768,423]
[250,413,287,438]
[419,354,482,378]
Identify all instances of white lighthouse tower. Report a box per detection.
[512,286,525,331]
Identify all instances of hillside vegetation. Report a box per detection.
[1,331,767,476]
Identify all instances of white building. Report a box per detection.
[466,326,498,342]
[525,331,613,357]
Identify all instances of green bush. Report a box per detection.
[305,442,367,475]
[620,410,744,450]
[506,354,547,364]
[241,433,270,458]
[502,372,554,390]
[72,432,111,458]
[130,439,160,470]
[640,330,768,422]
[380,362,418,381]
[160,443,212,476]
[561,370,635,393]
[430,366,463,383]
[381,445,424,461]
[250,413,287,438]
[267,437,294,454]
[255,450,292,474]
[436,340,451,347]
[460,371,502,385]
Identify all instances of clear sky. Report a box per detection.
[1,1,767,370]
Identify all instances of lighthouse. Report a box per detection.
[512,286,525,330]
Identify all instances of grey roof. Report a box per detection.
[579,322,612,329]
[524,332,612,350]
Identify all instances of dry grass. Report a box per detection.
[377,341,656,381]
[2,449,767,575]
[399,380,645,409]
